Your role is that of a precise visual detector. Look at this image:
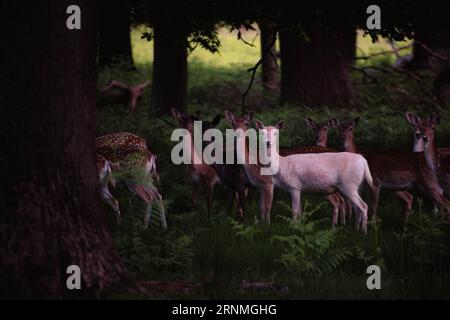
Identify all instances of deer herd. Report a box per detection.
[95,106,450,234]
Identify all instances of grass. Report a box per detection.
[98,25,450,299]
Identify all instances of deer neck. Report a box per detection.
[424,138,439,175]
[188,131,204,167]
[237,134,271,186]
[344,136,358,153]
[317,136,328,148]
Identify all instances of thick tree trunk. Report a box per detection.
[259,22,279,93]
[0,0,127,298]
[98,0,134,67]
[343,27,356,67]
[151,20,188,115]
[280,26,358,108]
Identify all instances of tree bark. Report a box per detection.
[151,20,188,115]
[98,0,134,68]
[0,0,127,298]
[343,27,356,67]
[280,26,358,108]
[259,22,279,93]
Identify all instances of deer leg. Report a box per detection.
[326,194,339,227]
[259,187,266,222]
[159,195,167,230]
[395,191,413,221]
[370,183,381,221]
[339,185,369,233]
[225,188,234,216]
[291,189,302,220]
[425,186,450,220]
[101,186,121,225]
[236,186,247,221]
[264,184,274,224]
[336,193,347,225]
[345,199,353,222]
[143,204,152,230]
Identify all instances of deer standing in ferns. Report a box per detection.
[405,112,450,215]
[96,132,166,229]
[171,108,222,219]
[236,118,373,232]
[332,117,450,221]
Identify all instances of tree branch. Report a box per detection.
[242,28,278,114]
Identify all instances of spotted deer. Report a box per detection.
[98,79,151,112]
[96,132,166,229]
[171,108,222,219]
[332,117,450,221]
[405,112,450,209]
[236,119,373,232]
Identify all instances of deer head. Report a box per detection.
[100,79,151,113]
[128,80,151,112]
[224,110,254,131]
[330,117,359,152]
[305,117,334,147]
[405,111,441,151]
[171,107,221,134]
[255,119,285,152]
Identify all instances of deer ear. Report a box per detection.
[305,117,316,129]
[429,113,441,126]
[328,117,339,128]
[276,120,285,130]
[405,111,421,126]
[352,117,360,128]
[224,110,235,123]
[254,119,265,130]
[171,107,181,120]
[212,114,222,127]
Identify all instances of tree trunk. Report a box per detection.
[98,0,134,68]
[0,0,127,298]
[259,22,279,93]
[280,26,358,108]
[151,20,188,115]
[343,27,356,67]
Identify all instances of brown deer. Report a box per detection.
[96,132,166,229]
[331,117,450,221]
[171,108,222,219]
[405,112,450,207]
[98,79,151,112]
[305,117,335,148]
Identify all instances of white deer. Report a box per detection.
[238,119,374,232]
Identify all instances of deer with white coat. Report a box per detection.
[236,119,374,232]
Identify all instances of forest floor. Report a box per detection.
[98,26,450,299]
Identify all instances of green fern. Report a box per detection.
[271,204,352,277]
